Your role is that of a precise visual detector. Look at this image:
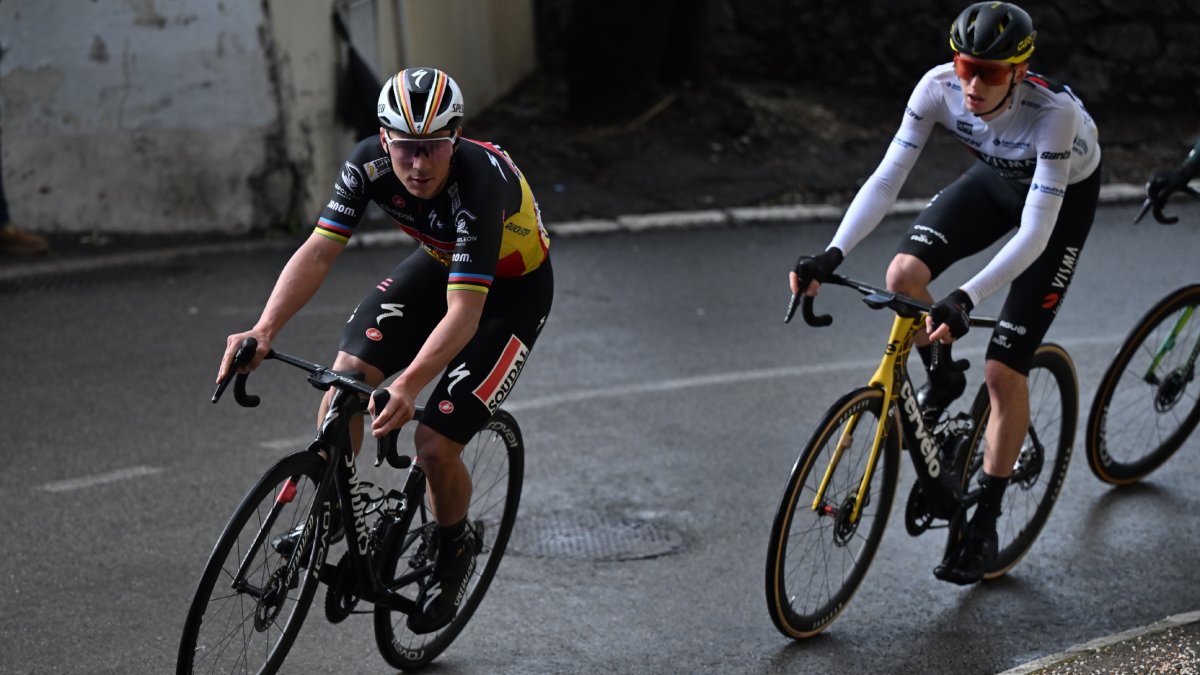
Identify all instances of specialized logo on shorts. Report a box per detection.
[438,400,454,414]
[366,328,383,341]
[376,303,405,324]
[446,363,471,395]
[392,195,406,209]
[472,335,529,414]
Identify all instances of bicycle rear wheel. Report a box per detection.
[1086,284,1200,485]
[374,409,524,669]
[177,451,331,674]
[958,343,1077,580]
[765,387,899,639]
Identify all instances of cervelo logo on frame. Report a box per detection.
[472,335,529,413]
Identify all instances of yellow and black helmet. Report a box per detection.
[949,2,1036,63]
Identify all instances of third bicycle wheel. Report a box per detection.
[1086,284,1200,484]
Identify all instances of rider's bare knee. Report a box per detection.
[414,425,459,475]
[886,254,932,296]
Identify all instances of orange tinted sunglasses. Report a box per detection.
[953,53,1014,86]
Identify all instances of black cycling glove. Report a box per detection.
[793,247,844,290]
[1146,170,1189,215]
[930,289,974,339]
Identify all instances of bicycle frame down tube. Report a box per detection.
[1145,305,1198,380]
[811,314,921,522]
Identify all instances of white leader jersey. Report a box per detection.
[829,63,1101,305]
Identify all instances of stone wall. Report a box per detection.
[537,0,1200,112]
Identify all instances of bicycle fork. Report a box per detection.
[810,315,922,525]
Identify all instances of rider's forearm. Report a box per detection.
[394,293,483,396]
[254,234,341,339]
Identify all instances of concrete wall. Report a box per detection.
[0,0,536,236]
[0,0,287,235]
[393,0,537,115]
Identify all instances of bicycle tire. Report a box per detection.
[374,409,525,669]
[1085,283,1200,485]
[765,386,900,639]
[957,343,1077,580]
[177,451,331,674]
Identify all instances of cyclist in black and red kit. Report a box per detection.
[789,3,1101,584]
[216,66,553,633]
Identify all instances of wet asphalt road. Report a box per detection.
[1,199,1198,674]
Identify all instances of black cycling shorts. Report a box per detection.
[896,160,1101,374]
[339,249,554,444]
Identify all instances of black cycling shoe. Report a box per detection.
[272,510,344,559]
[917,366,968,413]
[933,519,998,585]
[407,523,479,635]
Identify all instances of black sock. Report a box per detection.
[438,518,468,546]
[972,472,1009,529]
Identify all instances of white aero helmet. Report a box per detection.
[377,67,465,135]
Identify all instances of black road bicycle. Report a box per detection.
[177,338,523,672]
[1086,282,1200,484]
[765,274,1077,639]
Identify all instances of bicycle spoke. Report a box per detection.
[1088,289,1200,483]
[767,387,896,639]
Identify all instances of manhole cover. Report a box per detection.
[508,511,685,561]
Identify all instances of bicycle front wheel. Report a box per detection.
[1086,284,1200,485]
[374,409,525,670]
[765,386,899,639]
[177,451,330,674]
[959,343,1077,580]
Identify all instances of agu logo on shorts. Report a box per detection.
[472,336,529,413]
[366,328,383,341]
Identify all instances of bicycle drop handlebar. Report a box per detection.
[784,273,997,329]
[211,337,412,470]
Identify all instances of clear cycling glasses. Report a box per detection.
[952,53,1014,87]
[384,130,457,161]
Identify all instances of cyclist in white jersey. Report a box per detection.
[789,2,1102,584]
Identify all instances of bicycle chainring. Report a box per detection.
[324,552,359,624]
[905,480,935,536]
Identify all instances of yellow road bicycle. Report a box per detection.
[765,274,1077,639]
